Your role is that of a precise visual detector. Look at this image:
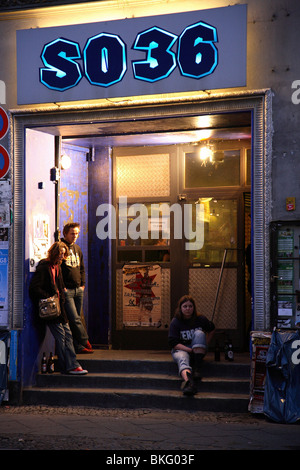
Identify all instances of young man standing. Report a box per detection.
[61,222,93,354]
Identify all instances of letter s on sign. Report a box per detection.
[40,38,82,91]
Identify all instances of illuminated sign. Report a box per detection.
[40,22,218,91]
[17,5,247,104]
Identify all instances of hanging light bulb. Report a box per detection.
[199,145,213,164]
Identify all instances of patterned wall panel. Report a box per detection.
[116,154,170,198]
[189,268,237,329]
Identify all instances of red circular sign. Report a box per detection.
[0,145,10,178]
[0,107,9,140]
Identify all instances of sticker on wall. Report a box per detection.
[0,181,11,201]
[0,245,9,327]
[29,214,51,272]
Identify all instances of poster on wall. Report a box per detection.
[122,264,161,327]
[0,203,10,228]
[278,229,294,258]
[29,215,51,271]
[276,230,295,327]
[0,244,9,326]
[0,331,9,404]
[0,181,11,202]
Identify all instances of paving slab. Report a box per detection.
[0,405,299,453]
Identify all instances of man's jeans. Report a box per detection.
[48,322,81,373]
[171,329,207,376]
[64,287,88,352]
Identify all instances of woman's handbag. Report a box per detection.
[39,294,61,320]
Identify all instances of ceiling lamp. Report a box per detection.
[199,145,213,164]
[61,154,71,170]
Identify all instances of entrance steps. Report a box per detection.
[22,350,251,412]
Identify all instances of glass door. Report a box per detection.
[111,133,251,349]
[184,195,243,348]
[179,140,250,350]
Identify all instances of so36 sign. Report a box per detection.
[39,21,218,91]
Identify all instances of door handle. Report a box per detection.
[270,275,282,282]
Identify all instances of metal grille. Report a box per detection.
[11,116,24,329]
[189,268,237,329]
[116,154,170,198]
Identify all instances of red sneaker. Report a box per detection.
[86,341,93,350]
[68,367,88,375]
[80,347,94,353]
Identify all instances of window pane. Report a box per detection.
[185,149,240,187]
[188,198,238,265]
[145,250,170,262]
[118,202,171,247]
[117,250,142,263]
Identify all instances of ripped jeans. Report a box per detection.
[171,329,207,376]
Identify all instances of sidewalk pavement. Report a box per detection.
[0,405,299,452]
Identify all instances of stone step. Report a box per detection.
[35,371,250,393]
[22,386,250,412]
[76,353,250,378]
[22,351,251,412]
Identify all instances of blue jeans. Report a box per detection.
[171,329,207,376]
[64,287,88,352]
[48,322,81,373]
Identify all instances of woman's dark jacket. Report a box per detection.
[29,259,68,323]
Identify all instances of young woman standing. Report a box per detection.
[29,241,88,375]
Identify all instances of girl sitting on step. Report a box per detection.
[168,295,215,396]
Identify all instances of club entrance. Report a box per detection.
[16,94,271,358]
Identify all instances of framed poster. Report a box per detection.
[122,264,161,327]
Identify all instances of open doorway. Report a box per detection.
[57,110,252,350]
[13,93,271,386]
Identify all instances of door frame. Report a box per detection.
[11,90,272,339]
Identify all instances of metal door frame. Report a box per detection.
[10,90,272,334]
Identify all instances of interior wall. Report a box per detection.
[22,129,55,386]
[87,146,111,345]
[60,143,89,324]
[59,144,111,345]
